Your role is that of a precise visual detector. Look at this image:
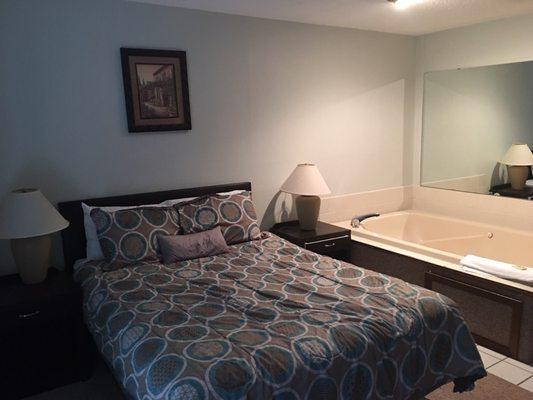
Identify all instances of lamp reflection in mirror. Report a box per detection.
[280,164,331,230]
[0,189,69,284]
[500,144,533,190]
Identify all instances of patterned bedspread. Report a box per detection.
[74,232,486,400]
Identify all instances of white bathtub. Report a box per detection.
[335,210,533,289]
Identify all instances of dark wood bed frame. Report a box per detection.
[57,182,252,272]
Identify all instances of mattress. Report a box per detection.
[74,232,486,400]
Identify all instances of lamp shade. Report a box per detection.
[500,144,533,166]
[0,189,69,239]
[280,163,331,196]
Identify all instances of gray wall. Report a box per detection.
[0,0,416,274]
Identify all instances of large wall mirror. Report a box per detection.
[421,61,533,200]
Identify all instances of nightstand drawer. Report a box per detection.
[0,295,78,332]
[305,235,350,256]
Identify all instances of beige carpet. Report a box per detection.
[426,373,532,400]
[25,358,532,400]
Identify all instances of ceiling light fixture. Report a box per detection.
[388,0,424,10]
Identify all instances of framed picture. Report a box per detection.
[120,47,191,132]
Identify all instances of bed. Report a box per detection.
[58,182,486,400]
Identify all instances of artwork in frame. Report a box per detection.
[120,48,191,133]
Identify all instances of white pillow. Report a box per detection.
[81,190,246,261]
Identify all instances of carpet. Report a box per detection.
[24,358,532,400]
[426,373,532,400]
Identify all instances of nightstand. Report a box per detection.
[490,183,533,200]
[270,220,351,261]
[0,268,89,399]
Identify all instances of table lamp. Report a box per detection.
[281,163,331,230]
[0,189,69,284]
[500,144,533,190]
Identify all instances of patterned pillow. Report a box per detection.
[90,206,180,265]
[176,191,261,245]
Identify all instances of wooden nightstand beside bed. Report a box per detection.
[270,220,351,261]
[0,268,89,399]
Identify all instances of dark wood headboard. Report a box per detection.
[57,182,252,272]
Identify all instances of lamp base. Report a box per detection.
[11,235,52,284]
[508,165,529,190]
[295,195,321,230]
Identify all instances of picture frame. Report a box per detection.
[120,47,191,133]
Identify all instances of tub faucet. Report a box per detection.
[351,213,380,228]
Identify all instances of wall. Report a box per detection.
[412,13,533,228]
[0,0,415,274]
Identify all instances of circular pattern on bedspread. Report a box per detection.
[220,201,242,222]
[99,237,118,262]
[360,274,389,288]
[152,310,189,327]
[253,345,296,386]
[336,267,362,279]
[115,209,142,230]
[307,376,337,400]
[224,225,246,244]
[110,279,141,292]
[149,229,168,253]
[132,338,166,374]
[329,324,367,361]
[91,208,112,235]
[207,359,255,399]
[141,208,167,227]
[243,199,257,220]
[190,302,225,319]
[120,289,156,303]
[400,346,427,389]
[167,325,209,342]
[268,320,307,339]
[107,310,135,339]
[194,207,218,228]
[454,323,479,362]
[229,329,270,347]
[417,297,447,331]
[341,363,373,400]
[146,354,185,397]
[360,318,398,353]
[429,333,453,373]
[244,306,278,323]
[142,273,172,286]
[209,315,246,332]
[334,301,372,318]
[293,337,332,372]
[301,310,339,326]
[185,339,231,362]
[120,323,149,356]
[376,358,397,398]
[247,223,261,240]
[167,377,207,400]
[136,301,171,314]
[119,232,148,261]
[335,285,366,298]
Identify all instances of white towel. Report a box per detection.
[460,254,533,284]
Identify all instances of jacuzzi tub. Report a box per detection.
[335,210,533,363]
[335,210,533,288]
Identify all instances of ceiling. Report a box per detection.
[130,0,533,36]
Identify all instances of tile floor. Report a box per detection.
[477,345,533,392]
